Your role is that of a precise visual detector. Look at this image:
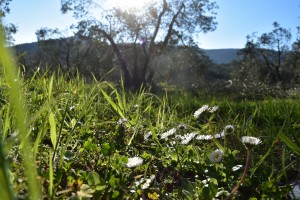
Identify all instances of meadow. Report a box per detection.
[0,42,300,200]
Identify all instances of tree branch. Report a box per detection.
[142,0,168,82]
[163,3,185,47]
[96,28,132,83]
[150,0,168,48]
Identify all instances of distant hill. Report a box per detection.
[13,42,38,53]
[12,42,241,64]
[203,48,241,64]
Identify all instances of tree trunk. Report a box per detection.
[98,29,132,88]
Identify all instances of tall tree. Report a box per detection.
[286,26,300,84]
[60,0,218,89]
[239,22,292,84]
[0,0,17,46]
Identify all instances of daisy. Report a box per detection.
[160,128,176,140]
[126,157,143,168]
[177,123,188,130]
[195,134,212,140]
[224,125,234,134]
[193,105,209,118]
[202,178,210,185]
[77,184,94,198]
[241,136,262,147]
[141,175,155,189]
[181,132,197,145]
[144,131,152,141]
[213,131,225,139]
[208,105,219,113]
[117,118,128,125]
[209,149,224,163]
[232,165,243,171]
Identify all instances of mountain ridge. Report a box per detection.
[203,48,240,64]
[12,42,241,64]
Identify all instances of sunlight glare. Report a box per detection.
[107,0,154,10]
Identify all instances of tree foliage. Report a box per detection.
[0,0,17,46]
[231,22,300,97]
[0,0,12,17]
[287,26,300,84]
[235,22,293,84]
[60,0,218,89]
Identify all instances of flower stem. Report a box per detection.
[226,148,252,200]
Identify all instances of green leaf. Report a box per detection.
[87,172,101,186]
[208,182,218,197]
[101,143,111,156]
[49,111,57,148]
[278,132,300,155]
[84,141,97,151]
[181,178,195,194]
[95,185,107,191]
[202,186,210,199]
[112,190,120,198]
[232,150,239,157]
[171,151,178,162]
[109,175,118,187]
[71,118,77,129]
[202,178,218,199]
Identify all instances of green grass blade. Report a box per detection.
[0,119,15,200]
[2,106,10,141]
[149,122,162,148]
[99,84,125,118]
[0,23,41,199]
[278,132,300,155]
[49,111,57,148]
[49,150,54,197]
[48,75,54,101]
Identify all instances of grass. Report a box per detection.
[0,35,300,199]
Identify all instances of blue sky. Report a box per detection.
[4,0,300,49]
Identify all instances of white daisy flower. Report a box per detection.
[209,105,219,113]
[181,132,197,145]
[232,165,243,171]
[160,128,176,140]
[177,124,188,130]
[215,190,226,198]
[241,136,262,146]
[224,125,234,134]
[202,178,210,185]
[209,149,224,163]
[144,131,152,141]
[193,105,209,118]
[213,131,225,139]
[77,184,94,198]
[141,175,155,189]
[126,157,143,168]
[117,118,128,125]
[195,134,212,140]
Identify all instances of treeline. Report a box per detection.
[13,22,300,98]
[2,0,300,97]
